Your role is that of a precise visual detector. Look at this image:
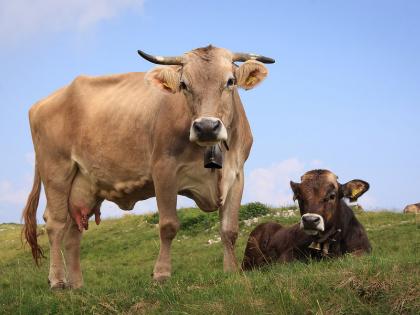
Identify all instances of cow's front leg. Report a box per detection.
[219,170,243,272]
[152,161,180,282]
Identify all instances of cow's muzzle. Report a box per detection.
[189,117,227,146]
[300,213,325,235]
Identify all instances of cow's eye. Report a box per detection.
[323,193,336,202]
[326,193,336,201]
[226,78,236,88]
[180,81,188,91]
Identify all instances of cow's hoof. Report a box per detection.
[223,264,239,273]
[67,282,84,290]
[152,272,171,283]
[50,280,68,290]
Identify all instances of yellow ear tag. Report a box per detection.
[246,76,257,86]
[351,186,364,198]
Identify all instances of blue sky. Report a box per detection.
[0,0,419,223]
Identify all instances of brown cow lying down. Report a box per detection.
[242,169,371,270]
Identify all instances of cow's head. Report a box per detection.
[290,170,369,236]
[138,45,274,146]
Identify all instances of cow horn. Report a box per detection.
[232,53,275,64]
[137,50,183,65]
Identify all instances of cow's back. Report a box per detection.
[29,72,188,182]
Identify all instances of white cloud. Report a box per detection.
[0,0,144,44]
[243,158,306,207]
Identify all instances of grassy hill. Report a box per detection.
[0,204,419,314]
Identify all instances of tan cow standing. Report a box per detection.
[22,46,274,289]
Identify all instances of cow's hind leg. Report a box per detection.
[41,160,76,289]
[152,162,180,282]
[43,202,70,289]
[64,217,83,289]
[64,172,102,289]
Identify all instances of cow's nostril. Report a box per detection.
[193,122,202,133]
[303,215,320,224]
[212,120,221,131]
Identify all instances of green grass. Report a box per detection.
[0,207,419,314]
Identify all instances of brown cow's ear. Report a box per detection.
[341,180,370,202]
[290,181,300,201]
[145,66,181,94]
[235,60,268,90]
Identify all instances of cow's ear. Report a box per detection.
[235,60,268,90]
[340,180,369,202]
[145,66,181,94]
[290,181,300,201]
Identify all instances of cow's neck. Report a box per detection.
[331,201,355,237]
[225,89,252,158]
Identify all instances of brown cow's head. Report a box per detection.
[290,170,369,236]
[138,45,274,146]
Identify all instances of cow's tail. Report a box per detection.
[22,161,44,266]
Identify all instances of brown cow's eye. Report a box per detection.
[323,193,336,202]
[226,78,235,88]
